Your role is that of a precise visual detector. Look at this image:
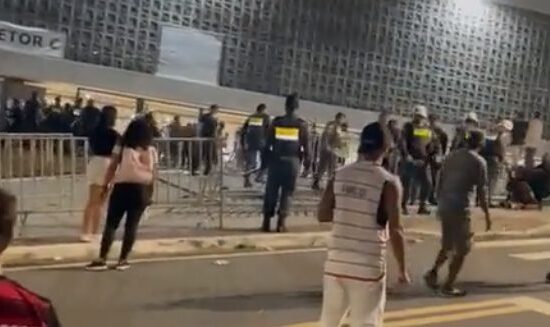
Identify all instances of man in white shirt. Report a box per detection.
[524,111,543,169]
[318,122,410,327]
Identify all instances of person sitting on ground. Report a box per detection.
[0,188,62,326]
[505,153,550,210]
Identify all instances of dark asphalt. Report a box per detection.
[6,240,550,327]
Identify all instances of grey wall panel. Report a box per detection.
[1,0,549,127]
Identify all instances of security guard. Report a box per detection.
[312,113,346,190]
[451,112,479,151]
[242,103,271,187]
[262,93,310,232]
[400,105,434,215]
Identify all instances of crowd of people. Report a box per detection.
[314,105,550,327]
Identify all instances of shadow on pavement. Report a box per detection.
[142,290,322,312]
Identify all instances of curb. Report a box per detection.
[2,232,330,267]
[3,226,550,267]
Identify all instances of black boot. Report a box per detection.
[261,215,271,232]
[276,216,288,233]
[311,180,320,191]
[244,176,252,188]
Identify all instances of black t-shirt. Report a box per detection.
[200,113,218,138]
[89,128,120,157]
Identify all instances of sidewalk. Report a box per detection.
[3,207,550,267]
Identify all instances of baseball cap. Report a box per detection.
[358,123,387,154]
[413,105,428,118]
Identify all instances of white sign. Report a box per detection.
[0,21,66,58]
[157,25,222,85]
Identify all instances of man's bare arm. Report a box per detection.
[384,177,410,282]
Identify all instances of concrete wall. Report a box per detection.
[0,48,440,133]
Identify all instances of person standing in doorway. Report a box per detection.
[262,93,310,232]
[86,119,157,271]
[312,113,346,190]
[400,105,433,215]
[80,106,120,242]
[319,122,410,327]
[525,111,543,169]
[242,104,271,187]
[424,130,491,297]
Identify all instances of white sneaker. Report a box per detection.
[79,234,92,243]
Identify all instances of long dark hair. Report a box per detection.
[97,106,117,130]
[121,119,154,149]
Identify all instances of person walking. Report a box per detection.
[400,105,433,215]
[424,130,491,297]
[0,188,62,326]
[481,120,512,207]
[242,104,271,187]
[86,119,157,271]
[318,122,410,327]
[262,93,310,233]
[80,106,120,242]
[312,113,346,190]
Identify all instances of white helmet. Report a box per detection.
[465,112,479,123]
[413,105,428,119]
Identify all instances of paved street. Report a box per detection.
[6,239,550,327]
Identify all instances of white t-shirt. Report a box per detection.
[113,145,158,184]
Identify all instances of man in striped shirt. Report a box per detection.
[319,122,410,327]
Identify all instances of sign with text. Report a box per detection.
[0,21,66,58]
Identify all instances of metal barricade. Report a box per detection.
[152,137,225,228]
[0,134,226,236]
[0,133,89,233]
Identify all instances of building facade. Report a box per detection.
[1,0,549,125]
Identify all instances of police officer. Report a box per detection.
[262,93,310,232]
[242,103,271,187]
[312,112,346,190]
[428,114,448,205]
[400,105,433,215]
[451,112,479,151]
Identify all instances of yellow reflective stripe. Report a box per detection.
[275,127,299,141]
[413,128,432,139]
[249,117,263,126]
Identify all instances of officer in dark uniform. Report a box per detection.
[262,93,310,233]
[242,103,271,187]
[428,114,448,205]
[400,105,433,215]
[451,112,479,151]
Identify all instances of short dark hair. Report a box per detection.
[210,104,219,112]
[467,130,485,150]
[122,119,154,149]
[256,103,266,112]
[358,122,387,154]
[335,112,345,120]
[285,93,299,111]
[0,188,17,255]
[98,106,117,129]
[534,111,542,119]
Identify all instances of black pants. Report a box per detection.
[263,157,300,219]
[401,161,431,208]
[203,141,218,175]
[100,183,149,261]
